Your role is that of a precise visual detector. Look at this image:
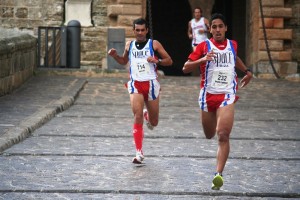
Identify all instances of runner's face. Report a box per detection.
[210,19,227,42]
[133,24,148,42]
[194,9,201,19]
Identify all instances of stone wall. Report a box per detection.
[0,28,37,96]
[251,0,298,78]
[0,0,299,79]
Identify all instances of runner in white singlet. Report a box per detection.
[183,13,252,190]
[188,7,210,51]
[108,18,173,164]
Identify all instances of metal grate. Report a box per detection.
[37,26,67,68]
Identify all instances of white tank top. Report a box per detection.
[204,39,237,94]
[191,17,208,45]
[129,39,157,81]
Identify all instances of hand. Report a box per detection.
[202,50,216,62]
[108,48,117,58]
[240,72,253,88]
[147,57,159,64]
[199,29,205,34]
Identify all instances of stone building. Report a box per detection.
[0,0,299,79]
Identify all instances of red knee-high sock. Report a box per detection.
[133,123,143,152]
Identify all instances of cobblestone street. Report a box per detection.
[0,72,299,199]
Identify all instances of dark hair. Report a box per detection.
[133,18,148,29]
[210,13,227,26]
[194,7,202,13]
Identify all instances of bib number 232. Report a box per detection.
[212,70,232,88]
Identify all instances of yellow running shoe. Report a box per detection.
[211,173,223,190]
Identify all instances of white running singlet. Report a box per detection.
[191,17,208,46]
[204,39,237,94]
[129,39,157,81]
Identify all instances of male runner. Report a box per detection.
[108,18,173,164]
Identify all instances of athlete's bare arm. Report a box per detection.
[188,21,193,39]
[107,41,131,65]
[182,50,216,73]
[147,40,173,66]
[235,56,252,88]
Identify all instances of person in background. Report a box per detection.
[188,7,210,51]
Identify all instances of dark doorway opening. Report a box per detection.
[147,0,192,76]
[147,0,246,77]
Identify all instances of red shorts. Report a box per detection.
[126,79,160,101]
[199,90,239,112]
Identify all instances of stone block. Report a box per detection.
[107,5,123,17]
[259,40,283,51]
[256,60,281,74]
[258,51,292,61]
[279,61,298,74]
[0,7,14,18]
[261,0,284,7]
[65,0,92,27]
[260,18,274,28]
[262,7,292,18]
[81,40,102,51]
[82,51,101,61]
[118,15,137,26]
[118,0,142,4]
[124,27,135,38]
[0,76,13,96]
[15,7,28,18]
[122,5,142,15]
[273,18,284,28]
[259,29,292,40]
[259,18,283,28]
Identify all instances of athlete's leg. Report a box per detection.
[145,96,159,127]
[130,93,144,124]
[215,103,234,173]
[130,93,145,153]
[201,110,217,139]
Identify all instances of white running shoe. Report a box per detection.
[143,109,154,130]
[132,151,144,164]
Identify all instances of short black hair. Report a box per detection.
[194,7,202,13]
[133,18,148,29]
[210,13,227,26]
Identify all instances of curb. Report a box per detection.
[0,79,87,153]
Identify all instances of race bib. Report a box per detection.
[133,59,151,76]
[211,70,232,88]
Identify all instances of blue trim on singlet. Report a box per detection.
[200,40,211,110]
[149,39,154,56]
[229,40,237,94]
[128,41,134,83]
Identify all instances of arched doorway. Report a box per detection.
[147,0,246,76]
[147,0,192,76]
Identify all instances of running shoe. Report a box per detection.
[132,150,144,164]
[143,109,154,130]
[211,173,223,190]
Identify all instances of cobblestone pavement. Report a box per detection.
[0,71,299,199]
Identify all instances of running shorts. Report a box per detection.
[199,90,239,112]
[126,79,160,101]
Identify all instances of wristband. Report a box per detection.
[244,68,252,74]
